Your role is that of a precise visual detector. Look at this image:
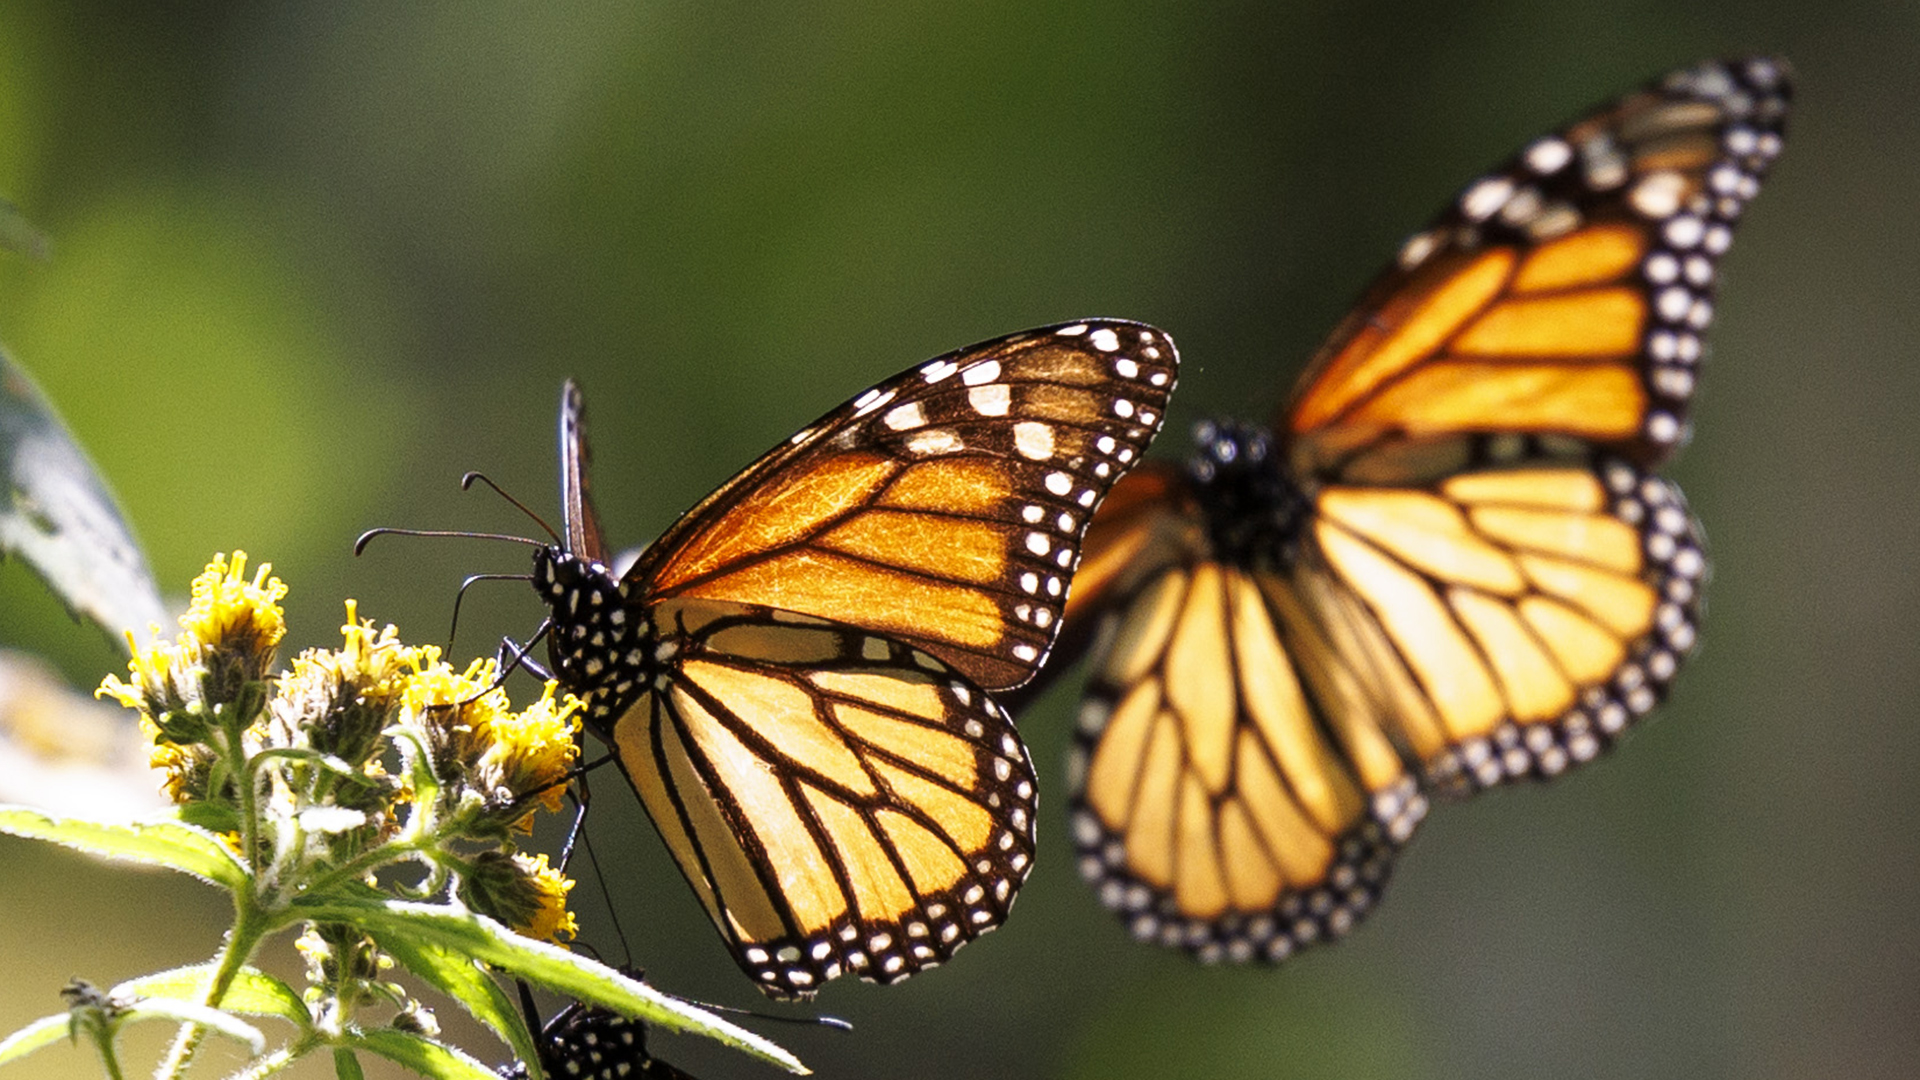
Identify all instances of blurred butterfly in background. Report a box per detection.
[1000,57,1790,962]
[533,320,1177,997]
[498,988,697,1080]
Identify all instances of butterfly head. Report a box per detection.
[531,544,654,736]
[1186,419,1309,566]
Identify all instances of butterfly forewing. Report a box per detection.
[625,320,1179,692]
[1284,56,1790,477]
[603,599,1037,999]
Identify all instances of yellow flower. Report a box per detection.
[272,602,427,765]
[179,551,287,666]
[460,851,577,944]
[97,552,292,802]
[514,852,578,944]
[403,654,512,780]
[475,682,582,830]
[137,713,217,804]
[99,629,209,720]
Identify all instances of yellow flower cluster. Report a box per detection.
[93,552,586,943]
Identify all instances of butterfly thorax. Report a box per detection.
[1187,419,1310,568]
[531,546,662,740]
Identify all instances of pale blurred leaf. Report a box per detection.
[0,348,165,641]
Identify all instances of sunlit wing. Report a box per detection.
[1067,540,1427,962]
[1284,57,1790,478]
[624,320,1179,691]
[605,599,1037,1000]
[1310,454,1704,792]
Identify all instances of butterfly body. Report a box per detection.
[499,986,696,1080]
[1034,57,1786,965]
[533,320,1177,997]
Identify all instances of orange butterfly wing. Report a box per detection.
[626,320,1178,692]
[1286,57,1789,478]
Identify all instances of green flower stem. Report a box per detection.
[75,1016,126,1080]
[157,794,272,1080]
[223,686,267,879]
[156,903,271,1080]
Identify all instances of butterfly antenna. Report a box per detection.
[353,526,546,555]
[463,471,561,544]
[686,998,854,1033]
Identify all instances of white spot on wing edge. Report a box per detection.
[961,360,1002,386]
[1089,327,1120,352]
[852,387,896,417]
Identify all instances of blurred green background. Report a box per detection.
[1,2,1915,1078]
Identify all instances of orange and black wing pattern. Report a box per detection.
[1304,452,1706,793]
[625,320,1178,693]
[1056,57,1786,964]
[605,599,1038,999]
[533,320,1176,997]
[1286,57,1789,479]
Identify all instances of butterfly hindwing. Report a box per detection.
[1068,543,1425,962]
[1285,57,1790,477]
[601,599,1035,999]
[625,320,1179,692]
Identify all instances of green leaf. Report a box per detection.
[114,999,265,1056]
[293,896,808,1074]
[0,1013,71,1067]
[0,347,165,641]
[0,805,246,890]
[332,1047,366,1080]
[345,1027,498,1080]
[119,965,309,1030]
[169,800,244,837]
[368,930,539,1078]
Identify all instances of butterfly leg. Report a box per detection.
[493,629,555,682]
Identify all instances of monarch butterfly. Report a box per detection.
[533,320,1177,997]
[1001,57,1791,963]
